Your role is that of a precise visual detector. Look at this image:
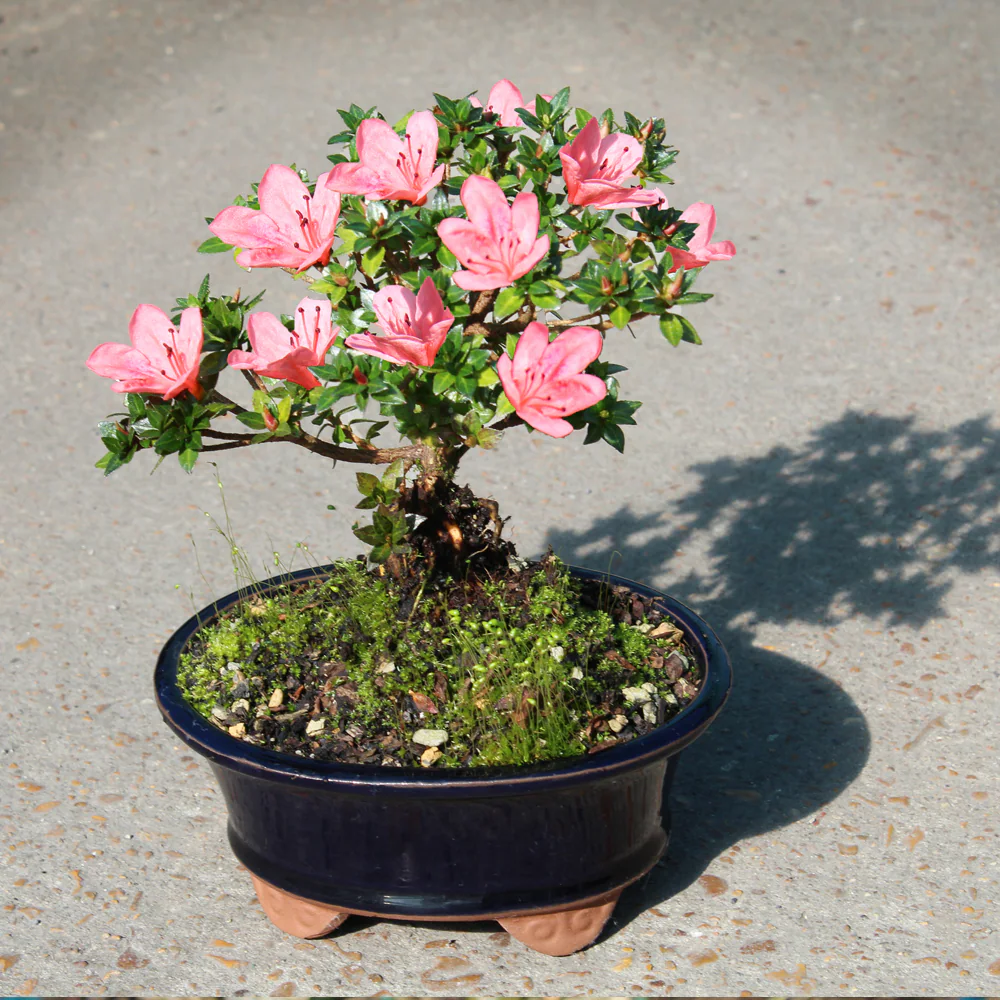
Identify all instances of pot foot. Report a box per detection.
[498,890,622,956]
[251,874,349,939]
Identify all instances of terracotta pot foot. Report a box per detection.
[251,874,349,939]
[498,890,622,956]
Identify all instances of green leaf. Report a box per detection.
[356,472,379,496]
[548,86,571,118]
[603,423,626,453]
[432,371,455,395]
[197,236,234,254]
[178,448,199,472]
[336,226,359,254]
[494,392,515,418]
[609,304,631,329]
[528,287,560,309]
[97,452,126,476]
[125,394,146,421]
[197,274,211,301]
[361,245,385,276]
[574,108,594,129]
[679,316,702,344]
[435,244,458,269]
[477,367,499,387]
[236,411,266,430]
[308,278,349,304]
[659,314,684,346]
[276,395,292,424]
[493,286,524,319]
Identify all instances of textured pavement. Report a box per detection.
[2,0,999,995]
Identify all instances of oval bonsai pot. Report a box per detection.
[155,564,731,955]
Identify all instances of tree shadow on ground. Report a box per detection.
[543,410,1000,928]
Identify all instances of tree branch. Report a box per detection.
[199,426,437,469]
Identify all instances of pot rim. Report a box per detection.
[155,563,731,791]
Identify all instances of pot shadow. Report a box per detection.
[541,409,1000,931]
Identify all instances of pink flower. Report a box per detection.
[87,305,203,400]
[324,111,445,206]
[209,164,341,272]
[630,187,669,221]
[228,297,337,389]
[559,117,662,210]
[666,202,737,270]
[437,175,550,291]
[469,80,550,127]
[496,322,607,438]
[345,278,454,368]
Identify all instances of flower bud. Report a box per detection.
[600,276,614,296]
[353,365,368,385]
[262,409,279,432]
[639,118,654,141]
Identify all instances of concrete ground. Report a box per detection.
[1,0,998,995]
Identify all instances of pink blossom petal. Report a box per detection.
[292,296,333,354]
[246,311,297,359]
[679,201,717,242]
[209,206,282,249]
[596,132,643,178]
[354,118,403,176]
[460,174,512,240]
[87,342,159,382]
[510,234,549,281]
[373,285,419,338]
[323,161,382,195]
[510,321,551,386]
[484,79,525,126]
[127,304,175,368]
[706,239,736,260]
[413,163,446,204]
[256,165,313,241]
[541,326,604,381]
[177,306,203,358]
[521,412,574,438]
[227,349,257,370]
[403,111,441,178]
[510,190,541,249]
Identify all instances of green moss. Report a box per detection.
[177,556,695,768]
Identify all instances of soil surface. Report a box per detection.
[178,554,705,768]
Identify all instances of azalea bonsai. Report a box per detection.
[89,79,735,768]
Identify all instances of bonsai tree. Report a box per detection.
[88,79,735,582]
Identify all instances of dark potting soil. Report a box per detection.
[177,554,704,768]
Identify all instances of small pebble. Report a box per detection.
[549,645,565,662]
[305,718,325,737]
[608,714,628,733]
[649,621,681,640]
[412,728,448,747]
[231,698,250,714]
[211,706,230,722]
[570,666,584,680]
[228,723,246,738]
[345,723,364,739]
[622,686,652,704]
[376,659,396,673]
[268,688,284,710]
[642,702,658,724]
[420,746,443,767]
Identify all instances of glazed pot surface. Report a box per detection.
[155,566,731,918]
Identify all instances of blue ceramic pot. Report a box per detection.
[155,565,731,921]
